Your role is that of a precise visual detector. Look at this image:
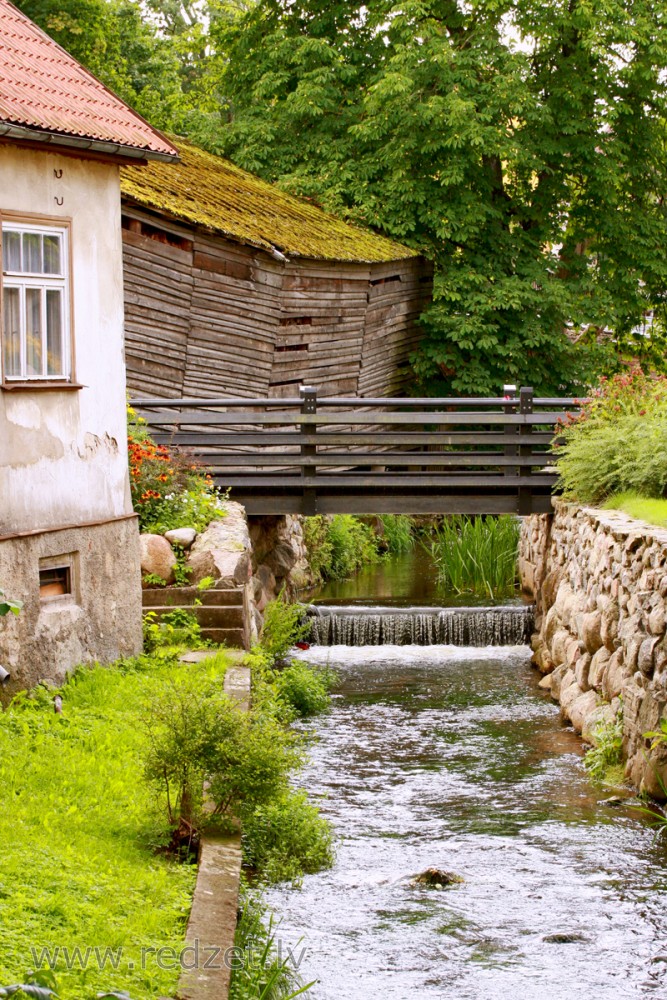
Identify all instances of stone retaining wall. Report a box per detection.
[520,502,667,797]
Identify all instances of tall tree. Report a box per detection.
[218,0,667,394]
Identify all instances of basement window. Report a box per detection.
[39,554,76,604]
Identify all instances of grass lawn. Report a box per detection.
[602,492,667,528]
[0,650,230,1000]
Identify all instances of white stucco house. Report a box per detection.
[0,0,178,694]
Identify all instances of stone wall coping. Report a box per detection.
[553,499,667,546]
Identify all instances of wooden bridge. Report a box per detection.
[132,388,578,516]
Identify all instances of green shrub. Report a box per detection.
[555,367,667,503]
[273,661,336,718]
[241,788,335,885]
[303,514,380,582]
[142,673,303,830]
[259,596,309,663]
[429,515,519,599]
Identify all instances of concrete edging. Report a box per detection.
[177,662,251,1000]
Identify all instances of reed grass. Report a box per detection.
[429,515,520,599]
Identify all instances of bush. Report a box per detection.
[142,608,205,652]
[584,705,624,785]
[303,514,380,582]
[429,515,519,599]
[555,367,667,503]
[272,661,336,718]
[142,673,303,830]
[127,405,226,532]
[259,595,309,663]
[241,788,335,885]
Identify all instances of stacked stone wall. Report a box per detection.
[520,502,667,797]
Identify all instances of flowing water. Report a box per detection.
[265,643,667,999]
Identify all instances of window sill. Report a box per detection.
[1,381,84,392]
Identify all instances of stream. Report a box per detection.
[263,555,667,998]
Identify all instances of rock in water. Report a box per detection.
[412,868,464,887]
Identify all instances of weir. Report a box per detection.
[307,604,534,647]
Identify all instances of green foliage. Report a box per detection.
[303,515,380,583]
[142,608,205,652]
[0,655,222,1000]
[230,882,314,999]
[584,705,625,785]
[127,405,226,534]
[429,515,520,599]
[142,672,303,829]
[241,788,335,886]
[602,493,667,529]
[555,368,667,503]
[271,661,335,719]
[172,548,194,587]
[258,597,309,664]
[0,586,21,617]
[218,0,667,395]
[141,572,167,588]
[378,515,415,556]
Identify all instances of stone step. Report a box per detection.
[144,605,244,628]
[142,587,244,608]
[201,627,246,646]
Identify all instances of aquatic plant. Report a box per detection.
[584,705,625,785]
[429,515,520,599]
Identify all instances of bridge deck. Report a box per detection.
[133,388,578,516]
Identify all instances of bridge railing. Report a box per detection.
[131,388,582,516]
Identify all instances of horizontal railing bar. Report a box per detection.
[212,474,556,487]
[194,452,555,467]
[140,411,565,426]
[152,431,556,447]
[133,395,583,410]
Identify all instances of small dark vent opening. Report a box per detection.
[275,344,309,353]
[122,216,193,252]
[370,274,402,287]
[279,317,313,326]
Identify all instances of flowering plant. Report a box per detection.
[127,406,226,533]
[554,367,667,503]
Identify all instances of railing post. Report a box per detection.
[518,386,534,515]
[503,384,518,499]
[300,385,318,516]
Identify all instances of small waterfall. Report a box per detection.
[307,604,534,647]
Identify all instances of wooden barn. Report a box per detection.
[120,139,433,399]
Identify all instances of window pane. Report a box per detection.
[23,232,42,273]
[2,230,21,272]
[46,289,64,376]
[43,235,62,275]
[26,288,42,376]
[3,287,21,377]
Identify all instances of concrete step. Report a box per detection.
[142,587,243,608]
[144,605,244,629]
[201,627,246,646]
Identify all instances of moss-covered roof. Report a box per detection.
[120,138,418,263]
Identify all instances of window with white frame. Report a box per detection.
[1,222,70,381]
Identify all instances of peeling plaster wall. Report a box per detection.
[0,146,142,686]
[0,146,131,532]
[520,503,667,797]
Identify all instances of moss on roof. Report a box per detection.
[120,137,418,263]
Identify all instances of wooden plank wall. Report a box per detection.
[122,207,433,400]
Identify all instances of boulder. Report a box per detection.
[588,647,611,689]
[187,505,252,587]
[570,689,598,734]
[164,527,197,550]
[140,534,177,584]
[263,541,298,579]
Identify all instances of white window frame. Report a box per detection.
[1,220,72,384]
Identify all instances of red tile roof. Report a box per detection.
[0,0,177,160]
